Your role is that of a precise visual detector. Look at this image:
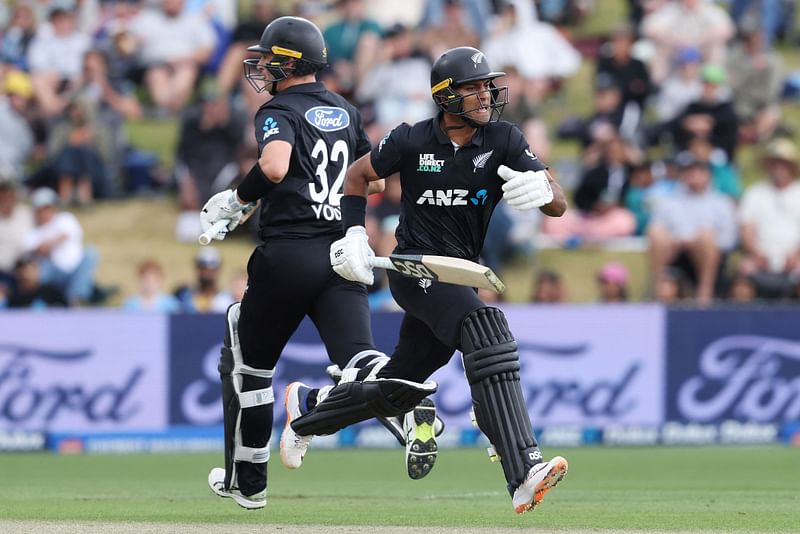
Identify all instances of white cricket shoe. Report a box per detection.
[280,382,314,469]
[511,456,568,514]
[207,467,266,510]
[403,398,438,480]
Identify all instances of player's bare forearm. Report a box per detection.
[540,173,567,217]
[344,153,381,197]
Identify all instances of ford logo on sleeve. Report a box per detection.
[305,106,350,132]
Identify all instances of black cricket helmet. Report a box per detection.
[430,46,507,124]
[244,16,328,94]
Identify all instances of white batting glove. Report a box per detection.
[200,190,255,241]
[329,226,375,285]
[498,164,554,211]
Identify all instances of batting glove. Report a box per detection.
[330,226,375,285]
[200,190,255,241]
[498,164,553,211]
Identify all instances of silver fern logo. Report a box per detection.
[472,150,493,172]
[470,52,484,67]
[418,278,432,293]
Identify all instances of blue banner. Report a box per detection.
[168,313,403,427]
[665,308,800,424]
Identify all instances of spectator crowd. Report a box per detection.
[1,0,799,310]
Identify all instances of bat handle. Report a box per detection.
[198,219,230,245]
[370,256,396,271]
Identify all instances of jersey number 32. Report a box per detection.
[309,138,348,207]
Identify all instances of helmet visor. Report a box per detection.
[436,82,508,124]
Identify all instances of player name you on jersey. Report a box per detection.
[418,153,445,172]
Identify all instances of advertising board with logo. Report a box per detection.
[0,311,168,433]
[666,308,800,426]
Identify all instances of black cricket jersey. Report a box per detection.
[253,82,371,241]
[370,114,546,260]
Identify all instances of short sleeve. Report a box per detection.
[254,107,296,153]
[353,108,372,160]
[370,123,410,178]
[504,124,547,173]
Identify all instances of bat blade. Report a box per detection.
[383,254,506,293]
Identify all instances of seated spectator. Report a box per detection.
[727,273,757,303]
[558,74,634,148]
[418,0,480,61]
[92,0,145,87]
[687,137,741,199]
[0,179,34,285]
[531,269,566,303]
[123,259,180,312]
[174,246,234,312]
[47,97,107,205]
[210,0,275,122]
[671,64,739,161]
[647,152,738,304]
[483,0,581,105]
[653,47,703,123]
[596,22,651,119]
[356,23,434,130]
[174,86,244,242]
[726,19,784,143]
[653,267,688,304]
[128,0,216,113]
[419,0,491,40]
[0,2,37,71]
[323,0,383,94]
[64,49,142,197]
[641,0,734,83]
[625,156,690,237]
[737,138,800,299]
[542,134,638,243]
[26,6,91,117]
[597,262,630,302]
[7,253,68,309]
[497,65,539,126]
[0,69,35,180]
[22,187,98,304]
[729,0,788,49]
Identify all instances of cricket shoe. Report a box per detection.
[280,381,314,469]
[207,467,266,510]
[403,398,438,480]
[511,456,568,514]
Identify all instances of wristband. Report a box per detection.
[340,195,367,230]
[237,163,277,202]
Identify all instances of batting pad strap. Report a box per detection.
[238,387,274,409]
[234,444,270,464]
[343,350,388,370]
[236,364,274,378]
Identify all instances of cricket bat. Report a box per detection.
[371,254,506,294]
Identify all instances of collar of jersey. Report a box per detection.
[276,82,326,95]
[433,112,484,148]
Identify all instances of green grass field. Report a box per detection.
[0,447,797,531]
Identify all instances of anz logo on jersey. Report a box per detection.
[304,106,350,132]
[416,188,489,207]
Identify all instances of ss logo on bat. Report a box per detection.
[392,260,435,280]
